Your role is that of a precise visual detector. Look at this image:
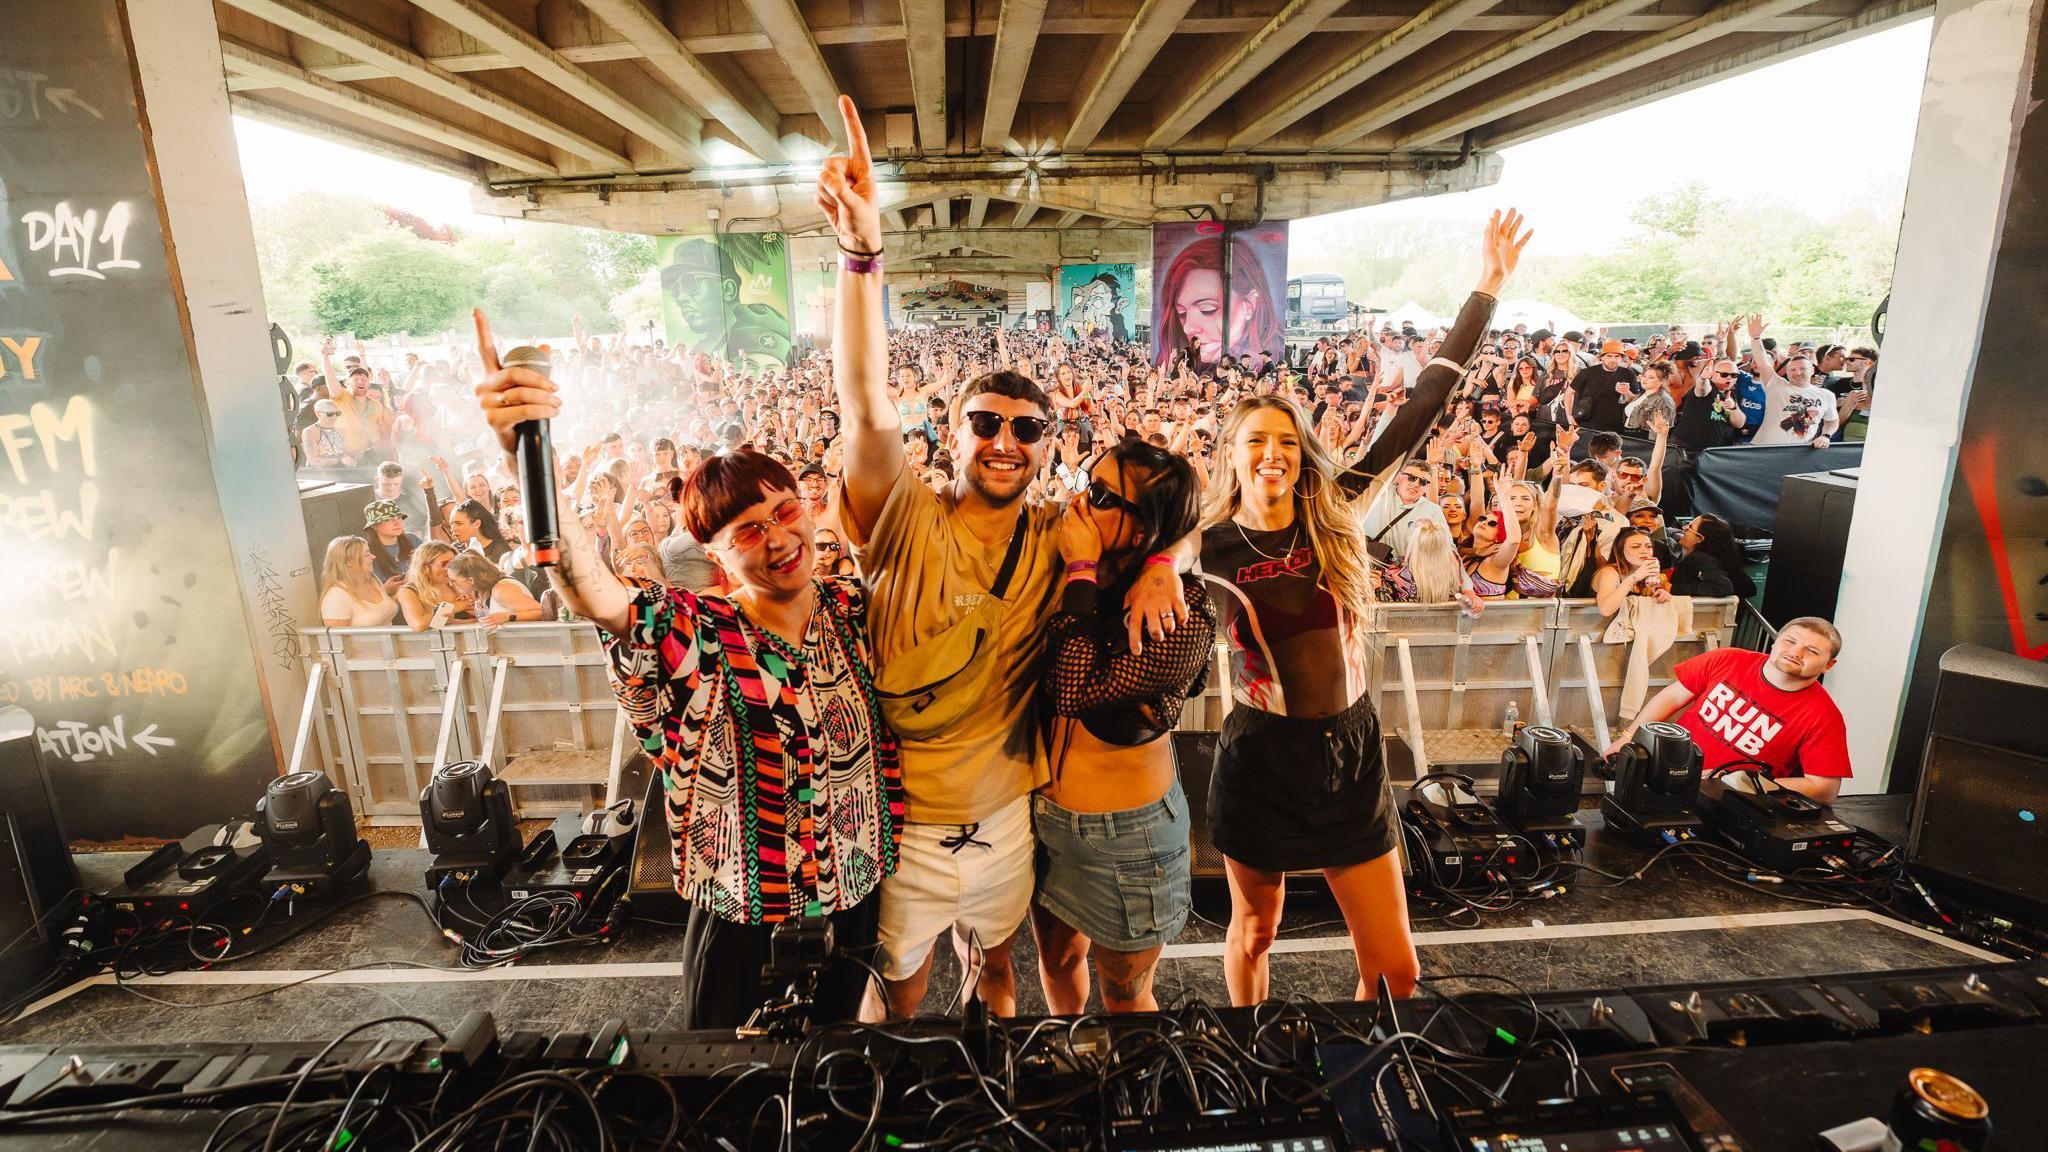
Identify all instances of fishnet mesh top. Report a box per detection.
[1042,577,1218,745]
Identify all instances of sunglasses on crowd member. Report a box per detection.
[721,499,804,552]
[964,411,1050,444]
[1086,477,1143,516]
[814,538,842,553]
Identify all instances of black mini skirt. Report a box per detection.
[1207,694,1399,872]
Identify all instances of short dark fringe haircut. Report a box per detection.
[675,448,796,543]
[949,370,1050,423]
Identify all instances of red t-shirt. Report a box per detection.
[1671,648,1852,780]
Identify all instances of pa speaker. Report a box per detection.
[626,766,685,921]
[0,708,81,1006]
[1171,731,1224,880]
[1909,644,2048,918]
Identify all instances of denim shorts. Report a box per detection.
[1031,778,1191,951]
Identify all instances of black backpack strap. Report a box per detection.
[990,505,1030,600]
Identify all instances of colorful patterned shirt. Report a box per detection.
[600,577,904,925]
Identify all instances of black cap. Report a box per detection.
[1672,341,1704,363]
[1530,329,1555,343]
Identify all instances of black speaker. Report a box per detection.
[1908,645,2048,918]
[297,478,373,574]
[626,766,685,920]
[1171,731,1223,880]
[1761,468,1857,628]
[0,707,82,1007]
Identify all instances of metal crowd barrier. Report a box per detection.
[292,599,1731,825]
[1367,597,1738,784]
[293,624,628,824]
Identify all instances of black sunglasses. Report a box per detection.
[1086,477,1142,516]
[964,411,1049,444]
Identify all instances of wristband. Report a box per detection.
[1065,560,1098,582]
[841,252,883,275]
[1143,553,1176,569]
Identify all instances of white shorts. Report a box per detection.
[875,794,1035,981]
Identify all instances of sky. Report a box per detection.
[234,16,1934,257]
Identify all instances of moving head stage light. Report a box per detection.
[1496,725,1586,846]
[1600,721,1706,846]
[422,760,521,887]
[256,772,371,897]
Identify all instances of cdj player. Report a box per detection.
[1448,1092,1703,1151]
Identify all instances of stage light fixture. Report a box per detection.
[1598,721,1705,846]
[422,760,521,888]
[1497,726,1586,844]
[257,772,371,896]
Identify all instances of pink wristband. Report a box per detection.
[841,253,883,275]
[1144,553,1176,568]
[1065,560,1098,580]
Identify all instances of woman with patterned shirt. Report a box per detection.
[472,324,902,1029]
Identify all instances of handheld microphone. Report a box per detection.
[500,344,561,567]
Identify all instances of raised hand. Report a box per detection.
[470,310,559,457]
[1746,314,1767,340]
[815,95,883,253]
[1478,208,1535,294]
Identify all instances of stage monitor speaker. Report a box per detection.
[626,766,685,921]
[1908,644,2048,918]
[1171,731,1224,880]
[298,478,372,575]
[1761,468,1857,628]
[0,707,83,1004]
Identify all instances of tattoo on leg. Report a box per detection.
[1096,951,1156,1005]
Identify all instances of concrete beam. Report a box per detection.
[579,0,788,162]
[229,94,481,180]
[966,194,991,229]
[219,0,633,168]
[1313,0,1666,149]
[739,0,846,147]
[221,40,559,174]
[933,196,953,228]
[1477,0,1931,148]
[1064,0,1203,152]
[1226,0,1499,151]
[407,0,704,164]
[885,209,910,231]
[1011,201,1041,227]
[983,0,1050,151]
[1144,0,1350,150]
[1397,0,1814,148]
[902,0,949,152]
[478,153,1505,233]
[1056,210,1086,228]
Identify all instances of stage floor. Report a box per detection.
[0,796,2003,1046]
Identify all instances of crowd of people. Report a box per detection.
[303,97,1861,1027]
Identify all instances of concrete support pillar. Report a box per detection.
[1830,0,2046,792]
[1,0,318,836]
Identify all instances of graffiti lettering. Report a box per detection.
[1,614,118,665]
[35,716,176,764]
[0,69,105,121]
[19,550,119,604]
[23,665,190,703]
[0,337,40,381]
[21,201,140,280]
[0,482,98,542]
[0,395,96,484]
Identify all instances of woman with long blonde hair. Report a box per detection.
[319,537,398,627]
[397,541,469,630]
[1195,209,1530,1007]
[1379,519,1465,604]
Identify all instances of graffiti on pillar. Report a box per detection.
[1058,263,1136,343]
[21,200,141,279]
[0,0,282,837]
[657,232,794,371]
[1150,221,1289,376]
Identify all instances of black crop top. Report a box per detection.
[1041,576,1217,749]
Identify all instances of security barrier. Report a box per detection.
[293,598,1736,825]
[1369,597,1738,783]
[293,623,626,824]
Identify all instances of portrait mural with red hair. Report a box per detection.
[1150,221,1289,376]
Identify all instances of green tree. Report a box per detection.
[309,231,478,338]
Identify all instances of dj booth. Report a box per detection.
[0,647,2040,1149]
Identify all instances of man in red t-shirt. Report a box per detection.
[1607,617,1851,803]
